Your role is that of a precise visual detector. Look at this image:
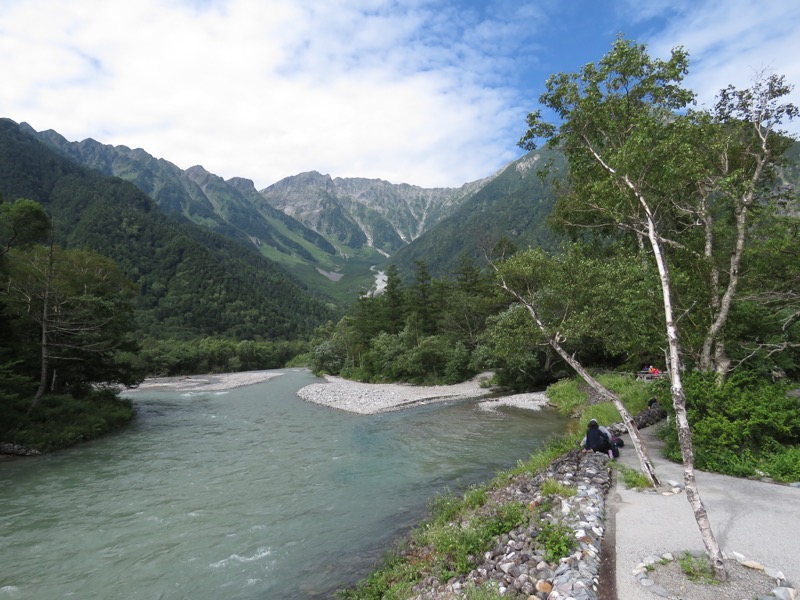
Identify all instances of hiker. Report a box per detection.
[583,419,615,458]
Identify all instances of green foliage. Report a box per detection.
[545,379,586,415]
[477,502,528,538]
[0,197,51,254]
[2,389,135,451]
[477,304,552,391]
[0,120,334,341]
[659,372,800,480]
[757,447,800,481]
[676,551,720,585]
[537,523,576,563]
[2,244,142,396]
[137,337,306,376]
[546,374,652,420]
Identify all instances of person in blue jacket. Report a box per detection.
[583,419,614,458]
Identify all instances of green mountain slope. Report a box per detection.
[391,150,565,277]
[0,118,333,340]
[23,126,345,279]
[25,123,494,301]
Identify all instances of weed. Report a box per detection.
[677,551,719,585]
[478,502,528,538]
[612,463,652,489]
[540,478,576,498]
[537,523,576,562]
[462,581,504,599]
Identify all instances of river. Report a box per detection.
[0,369,568,599]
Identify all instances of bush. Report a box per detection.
[4,390,135,451]
[757,446,800,481]
[660,372,800,480]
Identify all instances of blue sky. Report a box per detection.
[1,0,798,188]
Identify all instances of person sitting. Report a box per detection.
[583,419,613,458]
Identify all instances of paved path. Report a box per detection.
[609,426,800,599]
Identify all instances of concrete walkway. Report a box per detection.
[609,426,800,599]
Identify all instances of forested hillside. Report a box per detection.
[0,119,334,341]
[25,124,495,300]
[390,149,563,278]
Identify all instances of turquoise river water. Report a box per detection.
[0,369,568,599]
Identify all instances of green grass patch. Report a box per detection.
[537,523,576,562]
[540,478,577,498]
[676,551,720,585]
[612,463,652,489]
[546,373,653,422]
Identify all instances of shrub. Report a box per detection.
[660,372,800,480]
[7,390,135,451]
[758,446,800,482]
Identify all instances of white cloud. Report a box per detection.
[0,0,530,188]
[635,0,800,133]
[3,0,795,192]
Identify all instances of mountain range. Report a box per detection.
[1,117,569,341]
[0,119,334,340]
[22,123,562,297]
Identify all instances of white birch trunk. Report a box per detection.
[496,278,661,488]
[643,206,728,581]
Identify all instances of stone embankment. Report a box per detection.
[408,450,612,600]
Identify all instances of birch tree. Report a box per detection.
[489,245,662,488]
[519,37,732,579]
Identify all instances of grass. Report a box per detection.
[546,373,654,429]
[337,375,657,599]
[540,477,577,498]
[677,551,720,585]
[612,463,652,490]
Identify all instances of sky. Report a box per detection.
[2,0,799,189]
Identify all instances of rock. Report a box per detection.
[773,587,799,600]
[765,566,785,579]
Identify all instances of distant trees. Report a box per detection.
[0,197,51,256]
[1,197,141,449]
[309,257,510,385]
[3,241,139,407]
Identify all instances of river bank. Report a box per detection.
[123,370,284,393]
[296,371,550,414]
[125,369,552,415]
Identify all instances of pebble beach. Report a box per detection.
[126,369,551,415]
[296,372,550,414]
